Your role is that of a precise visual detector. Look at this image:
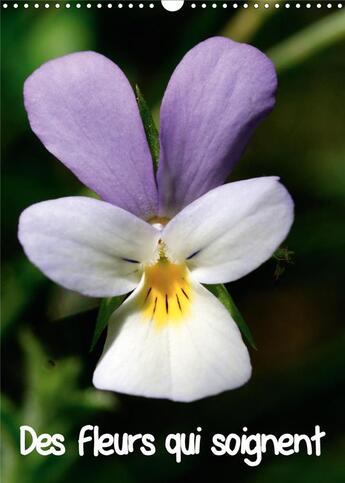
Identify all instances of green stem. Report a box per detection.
[268,10,345,73]
[221,3,279,43]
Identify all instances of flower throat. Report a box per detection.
[139,240,191,328]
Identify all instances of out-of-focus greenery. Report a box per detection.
[1,3,345,483]
[2,331,116,483]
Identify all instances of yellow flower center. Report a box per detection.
[147,215,170,226]
[139,242,191,328]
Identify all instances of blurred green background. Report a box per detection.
[1,2,345,482]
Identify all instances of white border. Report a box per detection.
[1,1,343,9]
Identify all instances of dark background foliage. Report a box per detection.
[1,2,345,482]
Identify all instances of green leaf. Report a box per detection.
[273,246,294,263]
[272,246,294,280]
[135,85,160,171]
[205,284,257,350]
[90,296,125,352]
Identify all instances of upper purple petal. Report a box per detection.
[157,37,277,217]
[24,51,158,220]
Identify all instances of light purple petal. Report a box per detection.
[157,37,277,216]
[24,52,158,220]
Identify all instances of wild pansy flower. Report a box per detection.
[19,37,293,402]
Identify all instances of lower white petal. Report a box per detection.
[93,272,251,402]
[18,196,160,297]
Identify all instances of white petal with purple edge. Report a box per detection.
[18,197,160,297]
[162,177,294,284]
[93,277,251,402]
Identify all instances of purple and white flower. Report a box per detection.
[18,37,294,402]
